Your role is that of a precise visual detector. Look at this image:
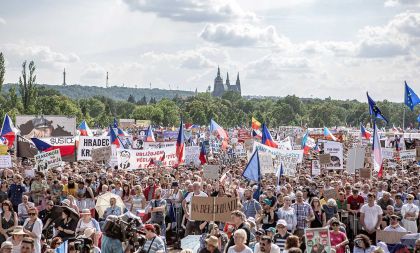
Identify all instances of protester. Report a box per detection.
[401,194,419,233]
[22,207,42,253]
[329,219,348,253]
[226,229,252,253]
[360,193,383,242]
[142,224,166,253]
[183,182,208,236]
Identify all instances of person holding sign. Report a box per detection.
[182,182,208,236]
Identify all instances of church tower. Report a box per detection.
[236,72,241,94]
[226,72,230,87]
[62,68,67,86]
[212,66,225,97]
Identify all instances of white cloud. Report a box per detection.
[385,0,420,7]
[0,17,5,25]
[81,63,106,80]
[199,23,291,48]
[122,0,256,23]
[0,42,80,70]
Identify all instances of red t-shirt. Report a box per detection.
[346,195,364,210]
[330,231,347,253]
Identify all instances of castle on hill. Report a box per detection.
[212,66,241,97]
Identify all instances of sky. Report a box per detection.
[1,0,420,102]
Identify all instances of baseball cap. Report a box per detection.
[276,219,287,227]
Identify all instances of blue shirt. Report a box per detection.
[103,206,122,219]
[8,183,26,206]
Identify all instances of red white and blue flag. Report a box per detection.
[302,130,316,155]
[261,123,278,148]
[0,114,18,148]
[31,137,76,157]
[360,123,371,140]
[145,126,155,142]
[175,121,184,164]
[78,120,93,137]
[199,141,207,165]
[210,119,228,139]
[373,122,383,177]
[109,125,122,148]
[323,127,337,141]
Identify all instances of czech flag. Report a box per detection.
[210,119,228,139]
[252,129,262,139]
[175,121,184,164]
[360,123,371,140]
[145,126,155,142]
[117,127,129,137]
[251,117,262,130]
[78,120,93,136]
[0,114,17,148]
[199,142,207,165]
[261,123,278,148]
[109,125,121,148]
[302,131,316,155]
[113,118,118,128]
[31,137,76,157]
[323,127,337,141]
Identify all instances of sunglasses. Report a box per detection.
[407,198,414,200]
[29,213,36,216]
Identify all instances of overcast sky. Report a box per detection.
[1,0,420,101]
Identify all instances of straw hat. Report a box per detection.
[80,209,91,215]
[10,226,26,235]
[1,241,13,249]
[77,227,96,239]
[205,236,218,248]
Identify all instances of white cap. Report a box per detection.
[276,219,287,227]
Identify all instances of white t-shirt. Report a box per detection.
[227,245,253,253]
[184,191,208,221]
[360,203,383,231]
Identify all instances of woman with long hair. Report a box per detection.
[284,235,300,253]
[353,234,376,253]
[277,196,297,233]
[122,183,132,211]
[310,197,325,228]
[0,200,18,245]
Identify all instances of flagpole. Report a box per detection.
[402,104,406,130]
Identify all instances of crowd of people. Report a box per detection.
[0,130,419,253]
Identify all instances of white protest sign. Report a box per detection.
[142,141,176,150]
[381,148,394,160]
[252,142,303,176]
[399,150,416,161]
[277,137,293,150]
[117,146,178,170]
[35,149,62,170]
[185,146,200,166]
[203,165,220,180]
[259,151,274,175]
[77,136,110,161]
[346,147,366,174]
[324,141,343,170]
[0,155,12,168]
[311,160,321,176]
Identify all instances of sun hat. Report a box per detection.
[80,209,91,215]
[205,236,219,248]
[10,226,26,235]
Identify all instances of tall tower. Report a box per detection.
[62,68,67,86]
[236,72,241,94]
[212,66,224,97]
[106,72,109,88]
[226,72,230,87]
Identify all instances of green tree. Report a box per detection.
[137,95,147,105]
[127,94,136,103]
[18,61,37,113]
[0,52,5,93]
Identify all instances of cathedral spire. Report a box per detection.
[217,66,221,77]
[226,72,230,86]
[236,72,241,93]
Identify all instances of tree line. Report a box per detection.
[0,58,417,129]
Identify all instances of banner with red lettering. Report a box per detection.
[116,146,178,170]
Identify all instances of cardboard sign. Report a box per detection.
[259,151,274,175]
[416,147,420,161]
[0,145,8,155]
[190,197,238,222]
[91,146,112,163]
[323,188,337,200]
[34,149,62,170]
[0,155,12,168]
[359,168,371,179]
[305,227,331,253]
[77,136,110,161]
[319,154,331,165]
[376,230,408,244]
[346,147,366,174]
[203,165,220,180]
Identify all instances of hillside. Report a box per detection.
[3,83,195,101]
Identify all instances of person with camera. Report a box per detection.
[139,224,165,253]
[147,188,167,239]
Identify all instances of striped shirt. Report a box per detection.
[142,236,165,253]
[273,232,291,251]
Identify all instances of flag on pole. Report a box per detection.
[78,120,93,136]
[199,142,207,165]
[145,126,156,142]
[31,138,75,157]
[109,125,121,148]
[302,130,316,155]
[251,117,262,130]
[404,81,420,111]
[367,92,388,123]
[276,163,284,188]
[323,127,337,141]
[360,123,371,140]
[113,118,118,128]
[210,119,228,139]
[261,123,278,148]
[175,121,184,164]
[0,114,17,148]
[373,122,383,177]
[242,150,261,182]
